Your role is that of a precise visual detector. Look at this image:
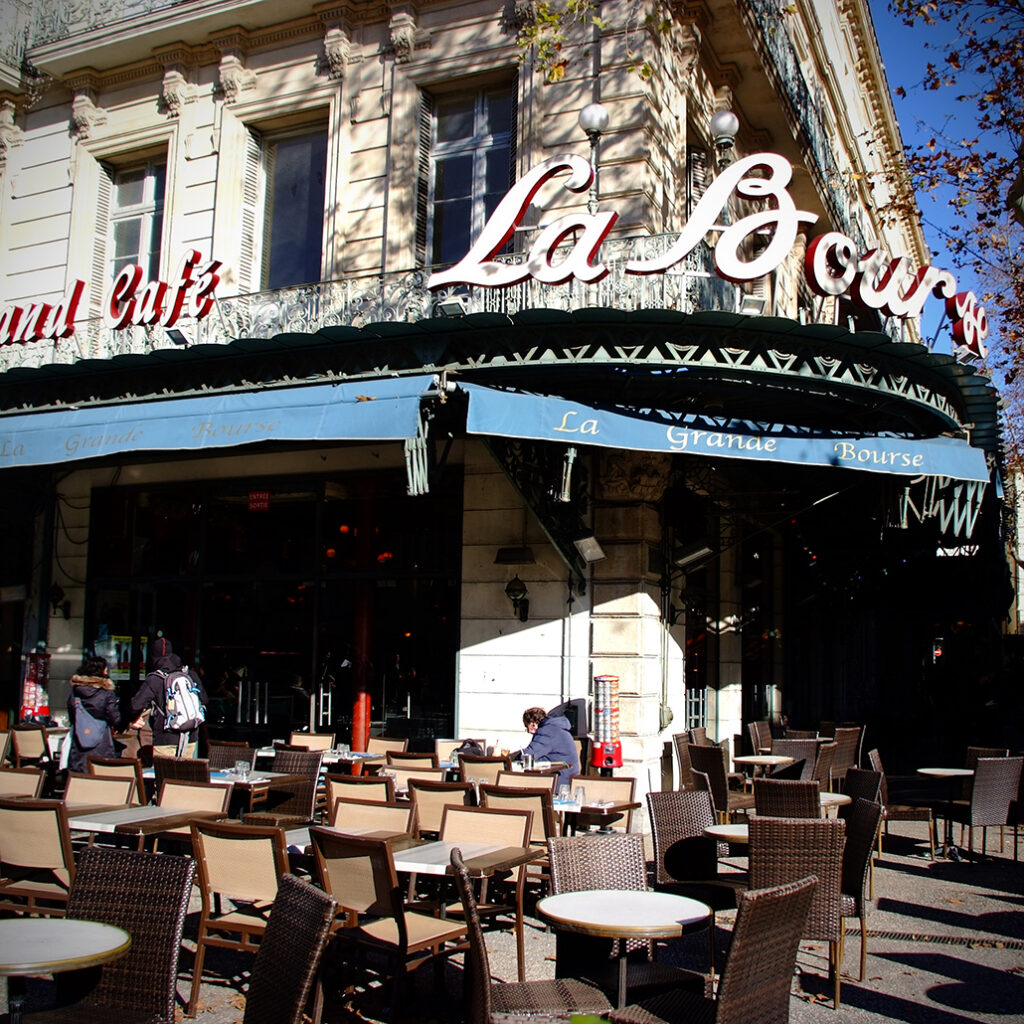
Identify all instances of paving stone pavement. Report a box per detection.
[5,819,1023,1022]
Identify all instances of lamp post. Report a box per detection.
[578,102,609,215]
[710,109,739,168]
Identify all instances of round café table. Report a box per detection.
[0,917,132,1024]
[537,889,710,1007]
[917,767,974,860]
[705,822,749,844]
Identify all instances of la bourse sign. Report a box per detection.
[1,152,988,362]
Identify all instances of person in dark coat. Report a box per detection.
[66,654,120,773]
[130,634,208,758]
[512,706,580,788]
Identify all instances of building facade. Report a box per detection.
[0,0,1007,787]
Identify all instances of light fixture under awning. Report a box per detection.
[0,375,436,470]
[461,383,990,483]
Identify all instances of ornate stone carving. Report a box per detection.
[161,67,198,117]
[323,25,350,79]
[219,53,256,102]
[598,452,672,503]
[70,90,107,140]
[0,98,24,174]
[389,8,429,61]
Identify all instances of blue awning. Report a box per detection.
[0,375,435,470]
[462,383,990,482]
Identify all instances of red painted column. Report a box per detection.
[351,484,374,754]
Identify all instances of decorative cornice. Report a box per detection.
[322,25,351,80]
[70,87,108,140]
[389,6,430,62]
[211,31,257,102]
[0,97,25,174]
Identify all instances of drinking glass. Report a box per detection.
[234,759,250,781]
[572,786,586,807]
[557,783,571,803]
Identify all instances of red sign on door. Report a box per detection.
[248,490,270,511]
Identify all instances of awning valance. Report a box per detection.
[0,375,435,470]
[461,383,990,482]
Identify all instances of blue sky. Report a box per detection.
[868,1,994,353]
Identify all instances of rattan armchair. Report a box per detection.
[450,846,611,1024]
[812,742,838,791]
[753,777,820,818]
[670,733,694,789]
[243,874,337,1024]
[244,748,323,827]
[152,755,210,791]
[608,875,817,1024]
[942,756,1023,859]
[688,744,754,821]
[20,846,196,1024]
[747,719,773,753]
[830,726,862,787]
[770,739,819,782]
[867,748,935,860]
[207,741,257,771]
[646,789,746,976]
[748,814,846,1008]
[839,797,883,983]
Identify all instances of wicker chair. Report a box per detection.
[671,733,694,789]
[747,719,772,754]
[753,778,820,818]
[0,766,45,798]
[867,748,935,860]
[400,778,471,838]
[646,789,746,975]
[812,742,838,791]
[547,832,687,1000]
[152,755,210,792]
[748,815,846,1008]
[187,819,290,1017]
[839,797,883,983]
[207,741,257,771]
[244,748,323,827]
[18,846,195,1024]
[830,726,862,787]
[842,767,881,805]
[608,875,817,1024]
[86,756,147,805]
[942,756,1023,859]
[244,874,337,1024]
[0,797,76,916]
[450,846,611,1024]
[962,745,1010,800]
[308,829,466,1019]
[688,744,754,821]
[687,727,710,746]
[770,739,819,783]
[783,728,818,739]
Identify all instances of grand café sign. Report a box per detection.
[0,152,988,361]
[429,152,989,361]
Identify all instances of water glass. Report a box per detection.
[572,786,586,807]
[234,759,250,781]
[557,783,571,803]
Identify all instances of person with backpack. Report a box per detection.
[66,654,121,773]
[130,634,208,758]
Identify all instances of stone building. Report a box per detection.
[0,0,1005,790]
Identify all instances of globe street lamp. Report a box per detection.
[578,102,610,215]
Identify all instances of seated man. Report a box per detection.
[512,706,580,789]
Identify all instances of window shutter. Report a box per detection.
[508,82,518,188]
[686,142,708,218]
[415,92,434,267]
[90,165,113,315]
[239,128,263,294]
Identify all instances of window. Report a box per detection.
[107,160,165,281]
[262,132,328,290]
[420,83,515,267]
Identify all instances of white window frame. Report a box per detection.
[106,158,166,284]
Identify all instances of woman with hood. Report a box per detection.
[66,654,120,773]
[130,633,208,758]
[513,706,580,789]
